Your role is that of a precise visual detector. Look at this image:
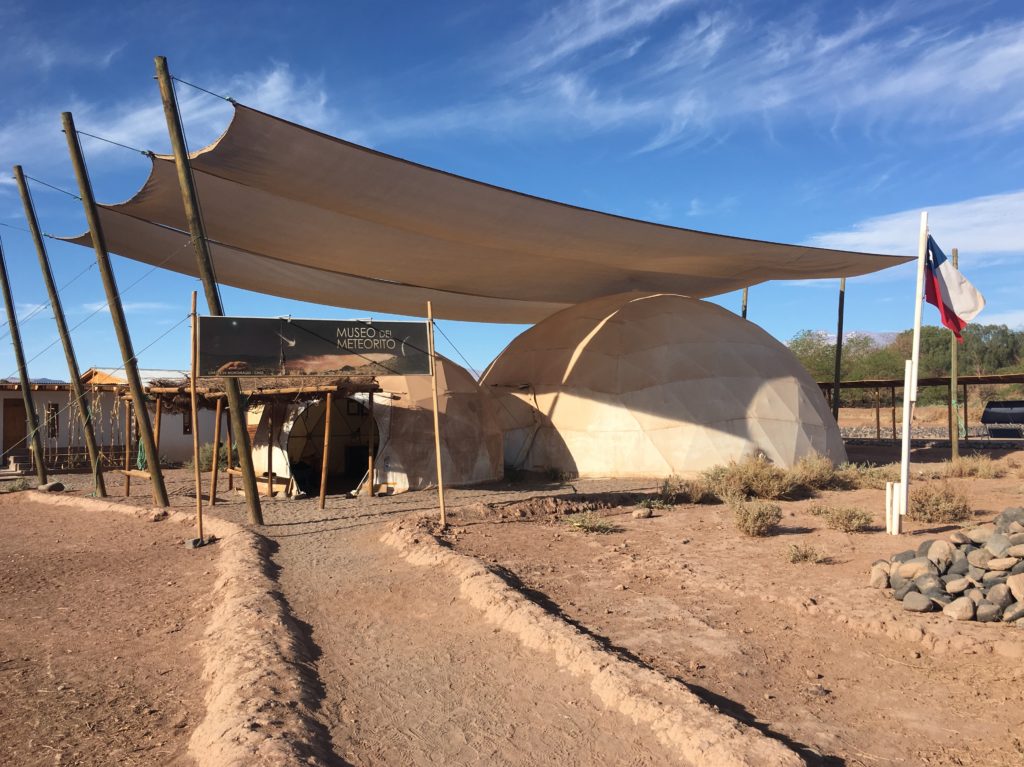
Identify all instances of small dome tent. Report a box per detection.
[249,355,503,495]
[482,293,845,477]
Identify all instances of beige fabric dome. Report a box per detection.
[482,293,845,477]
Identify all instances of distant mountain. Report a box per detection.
[3,376,68,385]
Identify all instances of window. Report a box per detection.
[45,403,59,439]
[183,412,192,435]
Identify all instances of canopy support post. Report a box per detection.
[154,55,262,525]
[0,239,47,485]
[741,287,748,319]
[123,399,131,497]
[15,166,104,494]
[62,111,168,507]
[190,292,204,540]
[319,391,332,510]
[210,397,222,505]
[950,248,960,461]
[831,277,846,422]
[427,302,447,528]
[366,393,375,498]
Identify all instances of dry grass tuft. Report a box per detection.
[564,511,619,534]
[701,455,801,502]
[809,504,873,533]
[659,475,718,505]
[0,478,30,493]
[908,482,972,524]
[786,543,822,564]
[732,501,783,537]
[789,454,859,491]
[941,454,1006,479]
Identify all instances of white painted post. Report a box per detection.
[898,359,913,531]
[909,211,929,397]
[885,481,893,534]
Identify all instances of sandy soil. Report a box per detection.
[31,435,1024,765]
[0,497,211,767]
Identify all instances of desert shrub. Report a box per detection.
[908,482,972,524]
[659,475,718,505]
[564,511,617,534]
[185,442,237,472]
[850,462,900,490]
[0,478,31,493]
[941,454,1006,479]
[809,504,873,533]
[701,455,800,501]
[786,543,822,564]
[789,453,858,491]
[639,497,668,511]
[732,501,783,537]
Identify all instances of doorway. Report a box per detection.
[3,398,27,460]
[287,396,376,495]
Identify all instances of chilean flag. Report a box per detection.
[924,236,985,342]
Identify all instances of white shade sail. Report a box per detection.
[65,105,909,322]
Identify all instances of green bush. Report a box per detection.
[908,482,972,524]
[809,504,873,533]
[732,501,783,537]
[564,511,618,534]
[185,443,237,472]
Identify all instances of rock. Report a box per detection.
[965,588,985,604]
[914,574,943,593]
[998,508,1024,527]
[898,558,938,580]
[888,572,909,592]
[149,510,168,522]
[982,572,1008,586]
[987,557,1019,571]
[947,557,970,576]
[926,540,956,570]
[945,577,971,594]
[1005,544,1024,558]
[987,583,1014,610]
[35,481,64,492]
[1002,602,1024,623]
[632,508,653,519]
[1011,560,1024,575]
[903,592,935,612]
[976,601,1003,622]
[891,549,917,564]
[967,549,993,569]
[926,592,952,607]
[943,597,976,621]
[965,524,996,544]
[869,563,889,590]
[949,531,972,545]
[894,582,919,600]
[985,534,1012,557]
[968,565,986,581]
[916,539,936,557]
[1008,528,1024,541]
[1007,573,1024,602]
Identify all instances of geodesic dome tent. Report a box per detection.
[482,293,846,477]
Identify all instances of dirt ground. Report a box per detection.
[0,497,212,767]
[25,430,1024,766]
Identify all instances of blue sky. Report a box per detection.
[0,0,1022,380]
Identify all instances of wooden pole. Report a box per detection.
[426,302,447,528]
[209,397,222,505]
[318,391,332,510]
[190,292,203,541]
[366,393,375,497]
[62,111,168,507]
[0,239,47,484]
[226,413,234,490]
[874,387,881,440]
[741,287,748,320]
[154,56,262,525]
[14,165,104,494]
[123,399,131,497]
[831,277,846,422]
[890,386,897,440]
[154,396,162,455]
[963,383,969,443]
[950,248,960,460]
[266,405,274,497]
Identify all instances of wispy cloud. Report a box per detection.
[978,309,1024,329]
[806,189,1024,262]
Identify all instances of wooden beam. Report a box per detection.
[318,391,332,510]
[118,469,151,479]
[0,239,46,484]
[891,386,897,441]
[62,111,168,507]
[950,247,960,460]
[154,396,162,455]
[426,302,447,528]
[15,165,104,494]
[962,383,969,443]
[266,405,274,497]
[226,412,234,490]
[874,387,881,441]
[831,277,846,422]
[366,393,375,498]
[741,287,748,319]
[123,399,131,497]
[209,397,222,506]
[190,292,204,541]
[154,56,261,525]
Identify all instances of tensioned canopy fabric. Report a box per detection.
[66,104,909,323]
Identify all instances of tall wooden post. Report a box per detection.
[831,277,846,422]
[950,248,960,460]
[154,397,162,454]
[0,239,47,484]
[962,383,969,443]
[366,393,375,497]
[874,387,881,440]
[741,287,748,320]
[318,391,332,510]
[266,404,274,498]
[209,397,222,505]
[890,387,897,440]
[14,165,104,494]
[123,399,131,496]
[62,111,168,508]
[154,56,262,525]
[226,413,234,490]
[190,292,204,541]
[427,302,447,528]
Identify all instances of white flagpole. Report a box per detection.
[897,211,929,528]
